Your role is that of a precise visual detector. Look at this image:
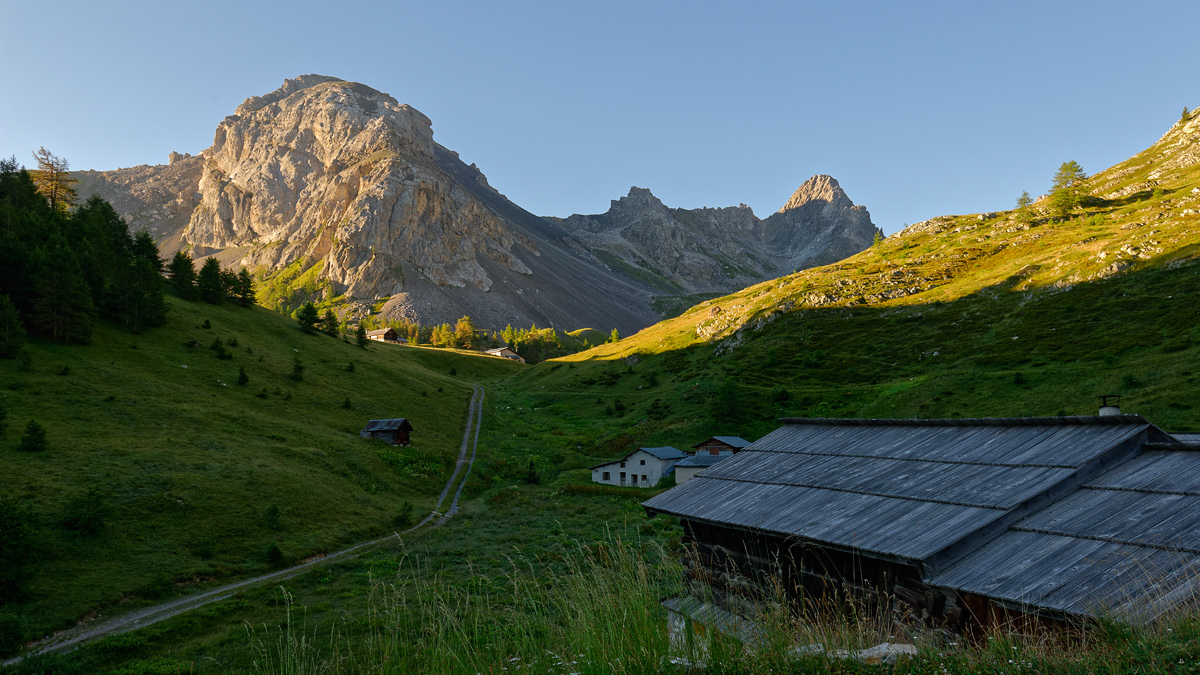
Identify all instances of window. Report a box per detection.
[640,459,646,465]
[603,471,610,481]
[710,449,719,455]
[642,475,648,483]
[620,461,626,468]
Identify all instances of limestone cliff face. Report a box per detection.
[186,75,530,296]
[555,175,881,294]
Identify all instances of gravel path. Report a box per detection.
[5,385,486,665]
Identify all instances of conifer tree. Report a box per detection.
[235,268,255,307]
[130,231,164,273]
[296,302,320,333]
[321,309,340,336]
[0,294,24,358]
[454,315,476,349]
[33,244,95,343]
[30,147,77,213]
[1049,161,1087,219]
[196,258,224,303]
[609,328,620,344]
[356,323,368,348]
[168,251,197,299]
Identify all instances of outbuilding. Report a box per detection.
[644,414,1200,632]
[591,446,686,488]
[360,418,414,446]
[692,435,750,456]
[485,346,526,363]
[367,328,407,343]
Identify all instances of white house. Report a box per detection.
[590,446,686,488]
[485,346,526,363]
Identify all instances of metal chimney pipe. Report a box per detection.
[1099,395,1122,416]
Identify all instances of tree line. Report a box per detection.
[0,153,168,355]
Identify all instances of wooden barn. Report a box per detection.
[360,418,413,446]
[643,415,1200,633]
[366,328,407,343]
[692,435,750,456]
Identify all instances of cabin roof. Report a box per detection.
[361,418,412,432]
[366,328,395,336]
[698,436,751,449]
[929,448,1200,620]
[643,415,1191,618]
[674,453,730,468]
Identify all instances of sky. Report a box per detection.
[1,0,1197,233]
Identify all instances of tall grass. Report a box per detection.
[244,534,1200,675]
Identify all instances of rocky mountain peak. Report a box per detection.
[778,174,850,213]
[611,186,668,214]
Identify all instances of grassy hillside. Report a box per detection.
[0,293,520,638]
[482,108,1200,471]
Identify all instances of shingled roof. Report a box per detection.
[643,415,1189,620]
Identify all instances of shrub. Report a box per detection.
[524,460,540,485]
[394,501,414,528]
[346,361,355,373]
[342,397,352,409]
[237,366,249,385]
[16,420,47,452]
[290,357,304,381]
[0,493,36,603]
[265,542,285,568]
[0,612,22,658]
[61,487,110,536]
[264,505,282,531]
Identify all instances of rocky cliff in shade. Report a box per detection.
[552,175,881,295]
[76,75,880,332]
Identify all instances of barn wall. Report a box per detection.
[681,520,968,632]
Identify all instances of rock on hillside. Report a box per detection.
[553,175,881,295]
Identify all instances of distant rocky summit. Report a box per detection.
[75,75,880,332]
[553,175,881,295]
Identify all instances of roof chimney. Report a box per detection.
[1099,395,1122,416]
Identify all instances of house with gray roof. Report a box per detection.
[591,446,686,488]
[643,414,1199,632]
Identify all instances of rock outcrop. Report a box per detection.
[74,75,880,332]
[554,175,881,295]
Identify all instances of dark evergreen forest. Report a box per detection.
[0,157,168,356]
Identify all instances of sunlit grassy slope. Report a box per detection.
[490,108,1200,469]
[0,295,521,636]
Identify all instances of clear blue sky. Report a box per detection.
[2,0,1196,233]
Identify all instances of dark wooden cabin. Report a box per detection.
[360,418,413,446]
[692,435,750,456]
[644,416,1200,633]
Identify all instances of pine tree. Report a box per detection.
[1016,190,1034,223]
[17,420,47,452]
[168,251,197,299]
[237,366,249,385]
[130,231,164,273]
[196,258,224,303]
[116,258,169,332]
[0,294,25,359]
[33,244,95,343]
[235,268,255,307]
[321,309,340,336]
[296,302,320,333]
[30,147,77,213]
[356,323,368,348]
[609,328,620,344]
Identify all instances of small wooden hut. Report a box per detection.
[360,418,413,446]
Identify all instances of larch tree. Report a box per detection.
[31,147,77,213]
[1048,161,1087,219]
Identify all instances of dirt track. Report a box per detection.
[5,385,486,665]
